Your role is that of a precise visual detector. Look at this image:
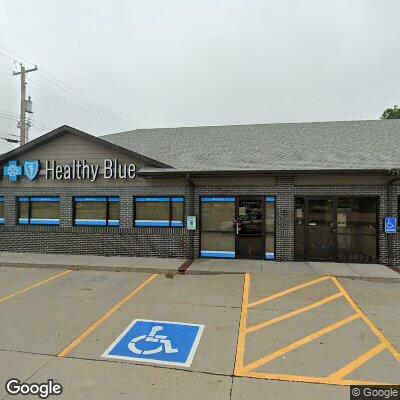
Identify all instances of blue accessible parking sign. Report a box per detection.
[102,319,204,367]
[385,217,397,234]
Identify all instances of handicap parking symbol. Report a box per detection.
[102,319,204,367]
[385,217,397,234]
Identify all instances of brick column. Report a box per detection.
[60,195,73,227]
[4,194,17,225]
[276,176,295,261]
[120,194,133,228]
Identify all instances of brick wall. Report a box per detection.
[0,186,189,259]
[0,180,398,266]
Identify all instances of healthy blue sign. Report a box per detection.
[102,319,204,367]
[385,217,397,234]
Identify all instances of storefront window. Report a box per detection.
[134,197,184,227]
[0,197,4,224]
[74,197,119,226]
[200,197,235,258]
[18,197,60,225]
[337,197,377,263]
[265,196,276,260]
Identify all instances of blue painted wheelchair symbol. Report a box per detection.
[385,217,397,234]
[102,319,204,367]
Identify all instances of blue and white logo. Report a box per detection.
[102,319,204,367]
[24,160,40,181]
[385,217,397,234]
[3,160,23,182]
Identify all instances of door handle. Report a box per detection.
[236,222,240,235]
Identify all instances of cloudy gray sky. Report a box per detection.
[0,0,399,154]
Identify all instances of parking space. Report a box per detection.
[0,268,71,300]
[60,274,243,375]
[235,273,400,386]
[0,268,155,354]
[0,265,398,399]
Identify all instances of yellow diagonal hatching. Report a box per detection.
[235,274,400,386]
[248,275,332,308]
[246,292,342,334]
[244,314,360,372]
[328,342,387,382]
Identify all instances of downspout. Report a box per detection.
[387,175,400,267]
[186,174,195,260]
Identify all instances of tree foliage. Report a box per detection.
[381,105,400,119]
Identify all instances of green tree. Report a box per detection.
[381,105,400,119]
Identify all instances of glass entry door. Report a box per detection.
[306,198,336,261]
[236,198,264,259]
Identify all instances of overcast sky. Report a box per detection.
[0,0,399,154]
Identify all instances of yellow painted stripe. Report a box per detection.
[240,370,392,386]
[248,275,332,308]
[58,274,158,357]
[234,273,250,375]
[0,270,72,304]
[244,314,360,372]
[328,342,386,381]
[332,277,400,363]
[247,292,343,334]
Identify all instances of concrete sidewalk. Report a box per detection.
[0,251,398,280]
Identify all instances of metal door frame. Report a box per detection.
[304,196,337,261]
[235,196,265,260]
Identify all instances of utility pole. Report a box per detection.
[13,63,38,145]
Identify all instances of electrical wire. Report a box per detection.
[29,78,127,128]
[0,43,133,129]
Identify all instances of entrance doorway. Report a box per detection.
[199,195,275,260]
[295,197,378,263]
[236,197,264,259]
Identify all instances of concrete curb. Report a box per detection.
[1,262,399,282]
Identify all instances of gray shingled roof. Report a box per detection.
[102,120,400,173]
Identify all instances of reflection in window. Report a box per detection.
[265,196,276,260]
[0,197,4,224]
[18,197,60,225]
[337,197,377,263]
[134,197,184,227]
[201,197,235,258]
[75,197,119,226]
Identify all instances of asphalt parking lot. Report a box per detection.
[0,265,399,399]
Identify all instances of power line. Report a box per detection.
[0,114,18,122]
[37,71,131,127]
[0,131,19,138]
[29,78,128,129]
[0,43,133,129]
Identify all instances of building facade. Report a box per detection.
[0,122,399,268]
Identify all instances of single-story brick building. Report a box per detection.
[0,120,399,268]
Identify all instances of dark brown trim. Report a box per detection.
[139,168,395,178]
[0,125,171,169]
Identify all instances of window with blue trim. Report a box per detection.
[134,197,184,227]
[74,197,119,226]
[18,197,60,225]
[0,197,4,224]
[200,197,236,258]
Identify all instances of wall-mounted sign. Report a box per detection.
[3,159,136,182]
[187,216,196,230]
[385,217,397,234]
